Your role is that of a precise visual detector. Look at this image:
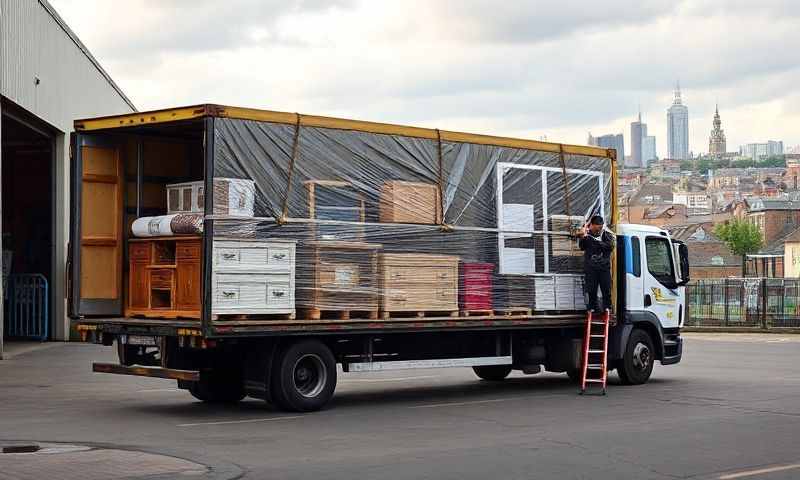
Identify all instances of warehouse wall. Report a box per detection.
[1,0,136,341]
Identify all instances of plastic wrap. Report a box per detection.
[208,117,613,319]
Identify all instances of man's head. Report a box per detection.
[588,215,604,235]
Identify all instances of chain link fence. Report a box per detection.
[687,278,800,328]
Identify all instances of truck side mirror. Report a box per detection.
[677,243,690,286]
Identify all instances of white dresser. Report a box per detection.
[211,238,296,316]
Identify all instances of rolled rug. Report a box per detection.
[131,214,204,237]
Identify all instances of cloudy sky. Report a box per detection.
[50,0,800,158]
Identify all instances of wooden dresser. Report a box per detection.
[379,181,441,224]
[380,253,459,317]
[211,238,296,317]
[127,236,202,318]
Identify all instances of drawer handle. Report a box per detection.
[438,273,448,279]
[272,290,286,297]
[222,291,237,298]
[272,253,287,260]
[222,253,237,260]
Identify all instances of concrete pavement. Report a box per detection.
[1,333,799,479]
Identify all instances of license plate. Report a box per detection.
[127,335,157,346]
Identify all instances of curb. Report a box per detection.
[0,439,244,480]
[683,327,800,334]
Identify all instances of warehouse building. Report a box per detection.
[1,0,135,357]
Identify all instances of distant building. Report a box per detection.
[668,223,741,279]
[745,196,800,245]
[708,104,726,156]
[587,133,625,163]
[650,158,682,179]
[629,113,645,167]
[673,178,711,213]
[667,82,690,160]
[642,135,656,164]
[740,141,784,160]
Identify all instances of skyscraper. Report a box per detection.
[642,135,657,164]
[667,82,690,159]
[708,104,726,156]
[630,112,644,167]
[588,133,625,163]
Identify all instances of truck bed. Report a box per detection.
[76,312,593,337]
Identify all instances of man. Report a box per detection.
[577,215,615,313]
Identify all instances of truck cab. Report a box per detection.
[609,224,688,384]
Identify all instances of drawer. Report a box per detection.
[267,283,292,307]
[214,273,293,309]
[176,242,201,260]
[383,286,457,310]
[214,241,295,269]
[150,269,173,289]
[385,266,456,285]
[267,246,292,266]
[129,243,151,262]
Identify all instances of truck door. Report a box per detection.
[642,235,680,329]
[69,134,124,317]
[621,234,645,310]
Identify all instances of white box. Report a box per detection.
[167,178,255,217]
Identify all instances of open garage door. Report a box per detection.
[69,134,124,317]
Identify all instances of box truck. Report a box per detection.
[71,104,687,411]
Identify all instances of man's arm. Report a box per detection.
[600,231,615,252]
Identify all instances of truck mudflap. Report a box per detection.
[92,363,199,381]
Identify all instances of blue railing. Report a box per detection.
[7,274,49,341]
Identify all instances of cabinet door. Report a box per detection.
[176,260,201,311]
[128,262,150,309]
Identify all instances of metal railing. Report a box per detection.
[687,278,800,329]
[6,274,49,341]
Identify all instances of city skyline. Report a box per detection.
[667,83,690,159]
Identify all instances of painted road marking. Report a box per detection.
[408,397,522,409]
[139,388,182,393]
[177,416,304,427]
[719,463,800,479]
[342,375,438,383]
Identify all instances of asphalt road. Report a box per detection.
[2,333,800,480]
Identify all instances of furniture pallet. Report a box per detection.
[213,312,296,321]
[300,308,380,321]
[494,308,533,317]
[460,309,495,317]
[381,309,459,320]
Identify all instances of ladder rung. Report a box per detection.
[584,379,604,383]
[588,350,605,353]
[590,335,605,338]
[591,322,606,325]
[587,364,603,369]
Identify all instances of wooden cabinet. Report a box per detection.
[379,181,441,224]
[297,241,381,319]
[380,253,459,316]
[126,237,201,318]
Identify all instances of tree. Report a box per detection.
[714,219,763,272]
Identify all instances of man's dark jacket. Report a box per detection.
[578,230,615,270]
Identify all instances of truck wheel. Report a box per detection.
[188,370,246,404]
[617,329,655,385]
[271,340,337,412]
[472,365,512,381]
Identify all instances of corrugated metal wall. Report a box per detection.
[1,0,136,341]
[1,0,135,132]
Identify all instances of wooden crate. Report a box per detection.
[297,240,382,313]
[379,180,441,225]
[381,253,459,315]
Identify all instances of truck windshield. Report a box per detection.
[645,236,675,286]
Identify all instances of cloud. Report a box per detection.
[48,0,800,158]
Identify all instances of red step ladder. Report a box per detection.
[580,309,610,395]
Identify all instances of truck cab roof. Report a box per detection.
[616,224,669,237]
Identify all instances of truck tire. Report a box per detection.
[617,328,655,385]
[472,365,512,381]
[188,370,246,404]
[270,340,337,412]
